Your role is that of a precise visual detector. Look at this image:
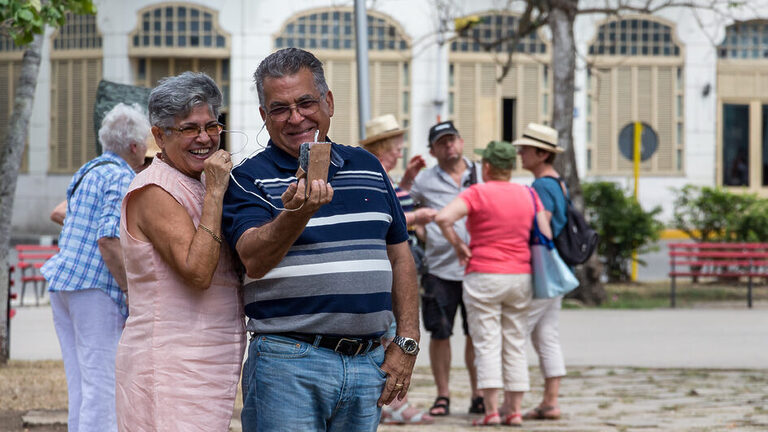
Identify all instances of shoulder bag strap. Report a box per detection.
[67,160,119,211]
[543,175,569,201]
[467,161,478,186]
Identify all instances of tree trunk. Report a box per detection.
[548,1,606,305]
[0,34,43,364]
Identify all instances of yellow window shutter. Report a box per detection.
[475,63,497,154]
[637,67,653,171]
[656,66,674,171]
[616,67,633,172]
[326,60,355,146]
[596,69,613,172]
[174,58,193,75]
[500,65,517,98]
[150,58,170,86]
[85,58,101,162]
[71,59,84,169]
[521,64,539,132]
[456,63,476,157]
[375,61,399,118]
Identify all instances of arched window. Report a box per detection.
[589,18,680,56]
[274,8,411,176]
[275,10,408,51]
[718,20,768,59]
[449,12,550,168]
[586,16,684,175]
[129,4,231,147]
[131,4,228,50]
[49,13,104,173]
[129,4,230,97]
[451,13,547,54]
[716,20,768,190]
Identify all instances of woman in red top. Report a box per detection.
[435,141,551,427]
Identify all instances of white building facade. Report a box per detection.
[2,0,766,235]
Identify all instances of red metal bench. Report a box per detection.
[669,242,768,308]
[15,244,59,306]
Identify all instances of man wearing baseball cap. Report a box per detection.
[410,120,484,416]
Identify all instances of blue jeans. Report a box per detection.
[241,334,387,432]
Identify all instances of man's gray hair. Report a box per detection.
[148,71,222,129]
[253,48,329,107]
[98,103,150,154]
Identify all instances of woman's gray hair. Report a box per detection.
[148,71,222,129]
[98,103,150,154]
[254,48,329,107]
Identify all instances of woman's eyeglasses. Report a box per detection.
[267,97,322,122]
[166,122,223,138]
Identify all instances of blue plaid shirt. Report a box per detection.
[41,152,134,317]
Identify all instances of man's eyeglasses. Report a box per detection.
[166,122,223,138]
[267,97,322,122]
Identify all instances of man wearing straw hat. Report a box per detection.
[513,122,568,421]
[410,120,484,417]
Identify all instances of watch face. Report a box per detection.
[403,339,418,352]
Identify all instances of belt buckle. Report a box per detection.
[335,338,363,356]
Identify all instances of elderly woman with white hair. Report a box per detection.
[42,102,150,431]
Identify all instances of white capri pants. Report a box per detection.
[463,272,532,392]
[527,297,567,378]
[51,288,125,432]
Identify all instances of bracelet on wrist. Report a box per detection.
[198,223,222,244]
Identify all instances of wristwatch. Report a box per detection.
[392,335,420,356]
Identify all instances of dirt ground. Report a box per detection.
[2,361,767,431]
[0,361,67,432]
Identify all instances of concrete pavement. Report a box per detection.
[11,302,768,369]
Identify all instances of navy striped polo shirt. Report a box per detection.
[222,141,408,338]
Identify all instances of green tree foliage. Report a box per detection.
[0,0,95,44]
[583,181,663,282]
[673,185,768,242]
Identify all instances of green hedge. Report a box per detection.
[673,185,768,242]
[582,181,663,282]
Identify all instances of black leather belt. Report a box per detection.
[279,332,381,356]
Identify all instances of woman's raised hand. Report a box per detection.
[203,150,233,193]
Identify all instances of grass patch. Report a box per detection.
[571,280,768,309]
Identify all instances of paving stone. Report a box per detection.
[22,410,66,426]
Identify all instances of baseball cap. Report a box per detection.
[475,140,516,170]
[428,120,459,147]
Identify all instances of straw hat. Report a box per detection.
[145,133,161,158]
[359,114,406,146]
[511,123,563,153]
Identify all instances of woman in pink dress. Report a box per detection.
[115,72,245,431]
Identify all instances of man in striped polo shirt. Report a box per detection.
[222,48,420,431]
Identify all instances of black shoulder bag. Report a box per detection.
[544,176,598,266]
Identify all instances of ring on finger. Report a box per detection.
[394,383,404,389]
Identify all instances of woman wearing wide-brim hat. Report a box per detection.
[361,114,436,425]
[513,123,568,421]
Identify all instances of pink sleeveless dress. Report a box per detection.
[115,158,245,432]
